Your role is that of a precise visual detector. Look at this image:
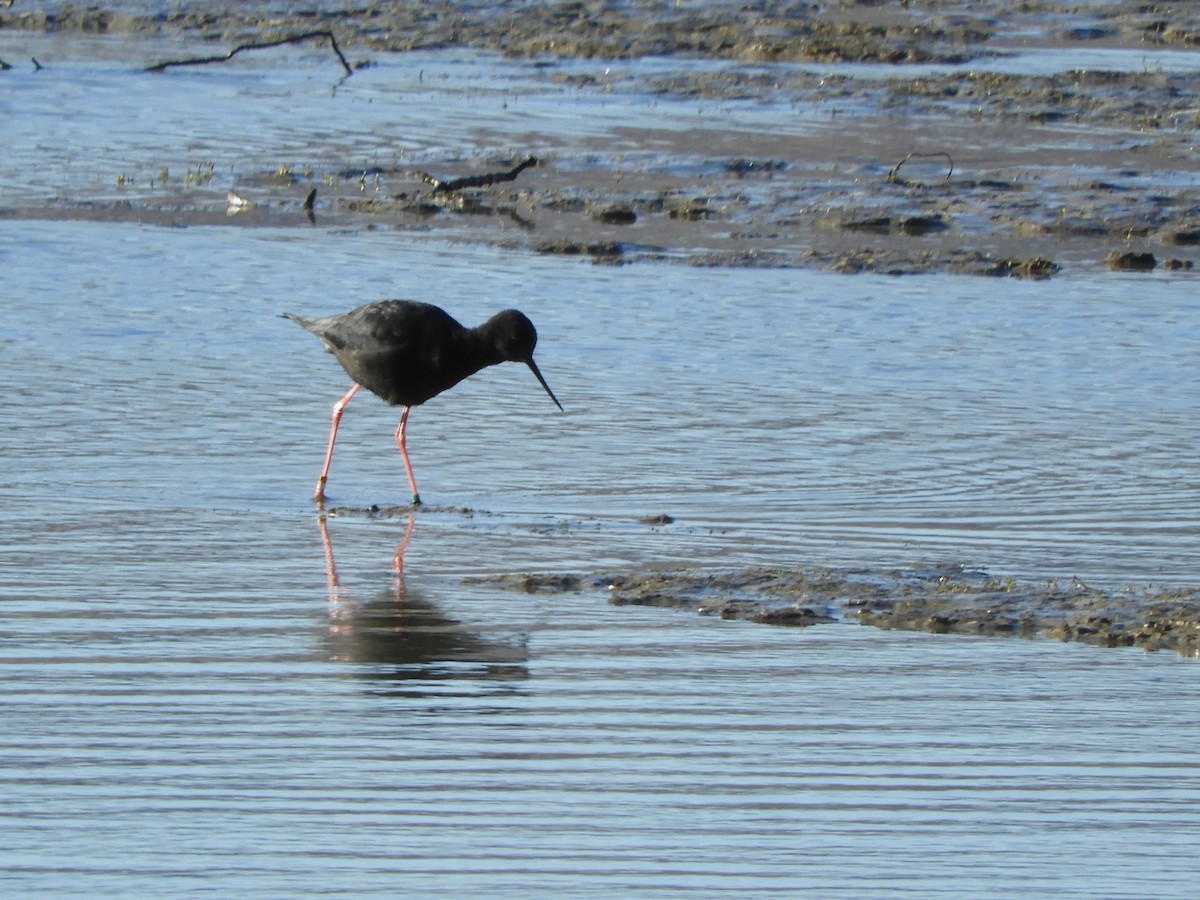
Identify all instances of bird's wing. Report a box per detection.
[330,301,460,355]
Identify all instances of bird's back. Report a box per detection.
[285,300,489,407]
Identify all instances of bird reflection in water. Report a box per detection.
[317,514,529,689]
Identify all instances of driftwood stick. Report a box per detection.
[887,151,954,184]
[422,156,539,194]
[146,30,352,77]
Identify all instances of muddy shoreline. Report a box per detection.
[3,1,1199,275]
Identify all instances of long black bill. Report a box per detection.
[527,359,564,411]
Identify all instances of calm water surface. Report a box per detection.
[3,220,1199,898]
[2,33,1200,898]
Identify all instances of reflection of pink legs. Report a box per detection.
[392,513,417,580]
[322,511,415,589]
[319,513,417,648]
[314,383,361,500]
[394,406,421,506]
[317,514,339,590]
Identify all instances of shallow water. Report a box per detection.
[4,218,1199,897]
[5,220,1195,581]
[3,33,1200,898]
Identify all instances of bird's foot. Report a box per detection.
[410,493,422,508]
[313,476,328,504]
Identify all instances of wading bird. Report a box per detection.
[284,299,562,505]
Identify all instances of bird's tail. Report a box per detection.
[280,312,315,330]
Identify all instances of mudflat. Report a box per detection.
[3,0,1198,275]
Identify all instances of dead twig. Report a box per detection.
[145,30,352,77]
[887,151,954,184]
[1,57,43,71]
[421,156,539,194]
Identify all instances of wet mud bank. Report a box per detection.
[3,1,1199,275]
[479,564,1200,656]
[6,1,1200,61]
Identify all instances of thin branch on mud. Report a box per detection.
[421,156,539,195]
[887,151,954,184]
[145,30,353,77]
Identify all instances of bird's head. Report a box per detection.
[487,309,539,361]
[485,309,563,411]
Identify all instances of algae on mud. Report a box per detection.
[477,564,1200,656]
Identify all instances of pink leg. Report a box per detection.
[394,405,421,506]
[315,383,361,501]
